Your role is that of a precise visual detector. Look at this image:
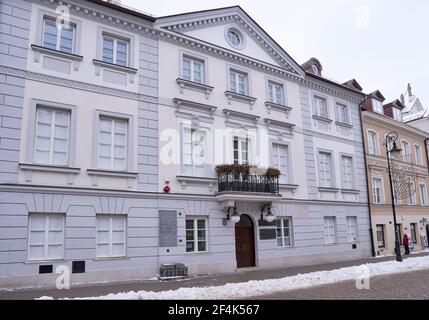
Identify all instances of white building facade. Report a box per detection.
[0,1,372,289]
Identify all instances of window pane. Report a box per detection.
[112,231,125,243]
[193,61,202,83]
[30,231,45,245]
[186,241,194,252]
[60,26,74,53]
[102,37,114,64]
[97,244,109,257]
[197,219,205,230]
[229,71,236,92]
[47,244,62,259]
[112,243,125,256]
[198,241,206,252]
[97,230,110,243]
[182,58,191,80]
[185,219,194,230]
[43,20,57,49]
[29,245,44,260]
[186,230,194,241]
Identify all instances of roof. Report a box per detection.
[368,90,386,102]
[86,0,155,21]
[383,99,405,110]
[342,79,363,92]
[401,83,429,122]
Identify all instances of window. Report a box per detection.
[367,131,378,155]
[229,69,248,95]
[183,128,206,176]
[34,107,70,166]
[267,81,284,105]
[410,223,418,244]
[372,177,383,204]
[271,144,289,183]
[341,155,354,189]
[28,213,64,260]
[233,136,249,165]
[186,218,207,253]
[226,29,241,47]
[393,108,403,121]
[98,117,128,171]
[401,141,410,162]
[336,103,349,124]
[407,182,416,205]
[102,35,129,66]
[276,218,293,247]
[318,151,333,187]
[96,215,126,258]
[311,64,319,75]
[376,224,385,248]
[324,217,336,244]
[182,56,204,84]
[420,184,428,205]
[314,96,328,118]
[346,216,358,243]
[372,99,384,114]
[414,145,423,165]
[43,18,75,53]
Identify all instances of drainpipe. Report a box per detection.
[358,95,376,257]
[425,138,429,174]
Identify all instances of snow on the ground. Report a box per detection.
[38,255,429,300]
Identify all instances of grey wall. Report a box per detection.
[137,36,159,192]
[0,0,31,183]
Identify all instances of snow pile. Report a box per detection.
[38,255,429,300]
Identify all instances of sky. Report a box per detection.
[122,0,429,106]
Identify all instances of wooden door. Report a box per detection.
[235,215,255,268]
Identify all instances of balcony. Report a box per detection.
[215,165,282,206]
[218,173,279,195]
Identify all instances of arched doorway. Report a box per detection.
[235,214,256,268]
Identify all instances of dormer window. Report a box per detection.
[393,108,403,122]
[311,64,319,75]
[372,99,384,114]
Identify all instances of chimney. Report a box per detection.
[400,93,405,105]
[407,83,412,97]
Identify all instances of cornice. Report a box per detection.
[161,13,293,71]
[363,111,429,139]
[0,66,156,103]
[38,0,366,104]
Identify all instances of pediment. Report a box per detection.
[156,6,304,77]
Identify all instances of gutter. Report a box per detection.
[358,96,376,257]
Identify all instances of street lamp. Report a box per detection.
[385,132,403,262]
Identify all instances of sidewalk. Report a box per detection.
[1,252,428,300]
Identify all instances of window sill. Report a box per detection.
[318,187,340,193]
[185,251,210,255]
[312,115,333,123]
[25,259,65,264]
[92,59,138,74]
[341,189,360,194]
[265,101,292,115]
[87,169,138,178]
[19,163,81,174]
[93,256,129,261]
[225,91,257,106]
[31,44,83,61]
[176,78,214,97]
[335,121,353,129]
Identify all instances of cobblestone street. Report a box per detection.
[1,253,428,300]
[255,269,429,300]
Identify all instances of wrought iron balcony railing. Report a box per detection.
[217,173,280,195]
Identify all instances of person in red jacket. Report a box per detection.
[403,233,410,255]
